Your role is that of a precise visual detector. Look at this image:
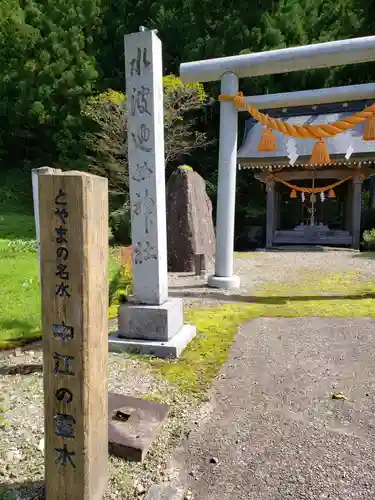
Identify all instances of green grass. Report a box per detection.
[260,270,375,295]
[0,212,122,349]
[355,251,375,260]
[0,238,41,348]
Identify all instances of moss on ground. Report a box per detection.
[150,304,257,396]
[260,270,374,295]
[234,251,257,259]
[149,272,375,398]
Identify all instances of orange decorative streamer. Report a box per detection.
[363,112,375,141]
[328,188,336,198]
[267,175,352,194]
[258,128,277,152]
[309,139,331,165]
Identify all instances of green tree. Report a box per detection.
[0,0,101,167]
[95,0,274,91]
[82,75,210,196]
[0,0,36,162]
[94,0,156,91]
[240,0,369,96]
[82,75,211,243]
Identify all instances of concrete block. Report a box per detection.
[108,324,196,359]
[108,393,170,462]
[118,299,184,341]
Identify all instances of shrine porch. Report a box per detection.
[272,228,352,246]
[251,167,371,250]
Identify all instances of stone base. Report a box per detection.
[118,299,183,341]
[108,324,196,358]
[207,274,241,289]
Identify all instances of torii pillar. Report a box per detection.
[207,72,241,289]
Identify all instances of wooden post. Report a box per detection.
[39,171,109,500]
[369,175,375,209]
[351,176,363,249]
[345,182,353,232]
[274,189,281,230]
[266,181,275,248]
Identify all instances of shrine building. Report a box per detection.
[237,99,375,249]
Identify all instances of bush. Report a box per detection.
[361,209,375,233]
[109,255,133,315]
[0,167,34,213]
[363,228,375,250]
[109,206,131,245]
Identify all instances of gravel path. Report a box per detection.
[178,318,375,500]
[0,350,197,499]
[169,249,375,306]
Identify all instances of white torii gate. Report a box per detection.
[180,35,375,289]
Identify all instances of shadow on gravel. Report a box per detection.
[262,246,357,253]
[169,284,206,290]
[0,480,44,500]
[0,363,43,376]
[354,253,375,260]
[169,289,375,304]
[0,320,41,351]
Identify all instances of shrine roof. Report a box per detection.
[237,99,375,170]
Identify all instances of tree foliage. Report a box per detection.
[82,76,210,195]
[0,0,100,165]
[94,0,273,90]
[1,0,375,237]
[239,0,372,96]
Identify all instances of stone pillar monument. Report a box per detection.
[108,29,196,358]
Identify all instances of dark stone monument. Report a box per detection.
[166,166,215,272]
